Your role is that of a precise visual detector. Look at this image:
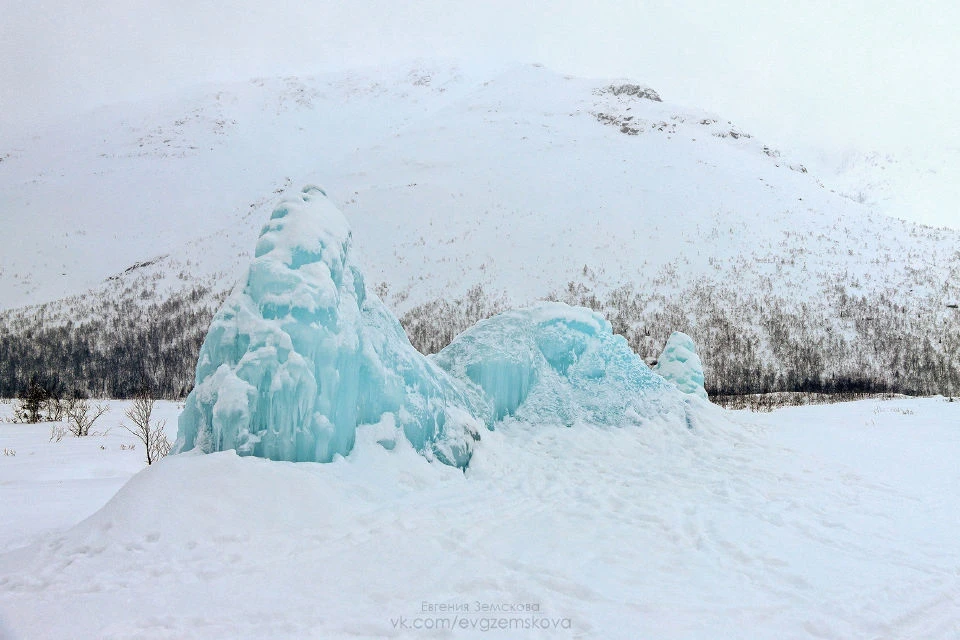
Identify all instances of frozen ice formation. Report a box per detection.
[174,186,484,468]
[176,186,688,469]
[432,304,682,427]
[653,332,708,400]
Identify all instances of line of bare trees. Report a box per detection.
[2,274,957,403]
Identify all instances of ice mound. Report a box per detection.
[175,186,692,469]
[653,331,708,400]
[174,186,483,468]
[432,303,683,427]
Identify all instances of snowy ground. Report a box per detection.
[0,401,183,554]
[0,397,958,639]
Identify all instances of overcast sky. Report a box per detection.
[2,1,958,153]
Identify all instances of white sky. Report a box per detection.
[2,2,958,175]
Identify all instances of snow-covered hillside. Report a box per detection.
[2,397,960,638]
[801,146,960,230]
[1,63,958,397]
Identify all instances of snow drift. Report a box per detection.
[176,187,689,468]
[5,398,960,639]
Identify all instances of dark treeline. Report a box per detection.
[1,276,958,400]
[0,285,222,399]
[400,280,960,398]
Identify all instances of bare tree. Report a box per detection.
[122,394,171,465]
[64,398,110,437]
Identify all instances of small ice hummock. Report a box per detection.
[433,304,683,427]
[653,331,708,400]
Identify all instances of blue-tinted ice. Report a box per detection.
[175,186,484,468]
[432,304,681,428]
[653,331,708,400]
[176,187,686,468]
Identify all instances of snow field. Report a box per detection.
[1,397,959,638]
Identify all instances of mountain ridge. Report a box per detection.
[1,62,957,398]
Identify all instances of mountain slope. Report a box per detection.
[1,63,958,397]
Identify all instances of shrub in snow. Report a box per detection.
[49,423,67,442]
[42,397,67,422]
[12,382,49,423]
[64,398,110,436]
[653,332,708,400]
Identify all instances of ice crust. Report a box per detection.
[653,331,708,399]
[176,187,686,467]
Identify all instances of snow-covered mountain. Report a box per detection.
[1,62,958,398]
